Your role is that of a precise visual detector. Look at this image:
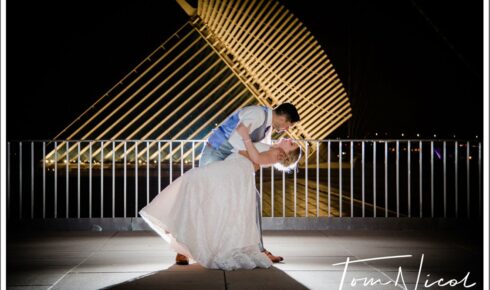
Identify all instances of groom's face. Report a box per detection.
[274,115,294,133]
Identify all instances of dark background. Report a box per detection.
[7,0,483,141]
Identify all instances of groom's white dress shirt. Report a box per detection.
[228,106,273,153]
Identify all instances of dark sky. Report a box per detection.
[7,0,483,141]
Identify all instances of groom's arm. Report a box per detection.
[236,123,285,165]
[228,106,265,150]
[236,106,264,133]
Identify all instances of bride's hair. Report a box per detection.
[274,146,302,173]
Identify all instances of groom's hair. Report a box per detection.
[274,103,300,123]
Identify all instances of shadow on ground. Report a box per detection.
[102,264,309,290]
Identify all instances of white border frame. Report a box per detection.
[483,0,489,288]
[0,1,488,289]
[1,0,7,288]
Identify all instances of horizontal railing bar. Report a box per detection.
[6,138,480,143]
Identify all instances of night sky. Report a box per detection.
[7,0,483,141]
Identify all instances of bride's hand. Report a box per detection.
[236,122,251,139]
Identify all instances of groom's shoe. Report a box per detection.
[264,250,284,263]
[175,253,189,265]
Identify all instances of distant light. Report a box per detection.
[476,135,479,139]
[416,133,420,137]
[401,133,405,137]
[375,132,378,136]
[434,134,437,138]
[453,135,456,138]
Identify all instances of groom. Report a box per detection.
[175,103,300,265]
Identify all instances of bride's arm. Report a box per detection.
[236,123,285,165]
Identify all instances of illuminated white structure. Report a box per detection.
[46,0,351,163]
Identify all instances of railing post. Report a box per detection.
[316,141,320,217]
[361,141,365,217]
[169,142,173,184]
[31,142,35,219]
[135,141,139,217]
[66,142,70,218]
[283,168,286,217]
[328,140,331,217]
[384,141,388,218]
[77,142,80,218]
[407,141,411,218]
[123,142,127,218]
[192,141,195,169]
[180,141,184,176]
[89,141,92,218]
[419,140,423,218]
[271,163,275,218]
[54,141,57,219]
[112,141,115,218]
[478,142,482,217]
[373,141,376,217]
[147,141,150,205]
[454,141,458,218]
[350,141,354,217]
[443,141,447,218]
[466,141,470,219]
[19,142,23,219]
[43,142,46,219]
[7,142,10,219]
[305,141,309,217]
[338,141,341,217]
[101,141,104,218]
[292,158,296,217]
[260,165,264,216]
[430,141,434,218]
[158,141,161,194]
[396,140,399,218]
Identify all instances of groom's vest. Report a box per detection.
[208,106,270,151]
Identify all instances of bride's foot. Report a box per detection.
[175,253,189,265]
[263,250,283,263]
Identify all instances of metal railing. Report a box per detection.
[6,139,482,220]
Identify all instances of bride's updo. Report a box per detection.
[274,146,302,173]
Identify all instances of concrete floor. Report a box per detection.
[7,228,483,290]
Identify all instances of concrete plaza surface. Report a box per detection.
[7,228,483,290]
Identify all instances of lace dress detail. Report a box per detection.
[139,142,272,270]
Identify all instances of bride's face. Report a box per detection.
[276,138,299,153]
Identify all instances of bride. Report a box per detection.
[139,123,302,271]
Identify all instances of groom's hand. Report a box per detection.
[236,122,251,138]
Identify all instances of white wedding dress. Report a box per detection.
[139,142,273,271]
